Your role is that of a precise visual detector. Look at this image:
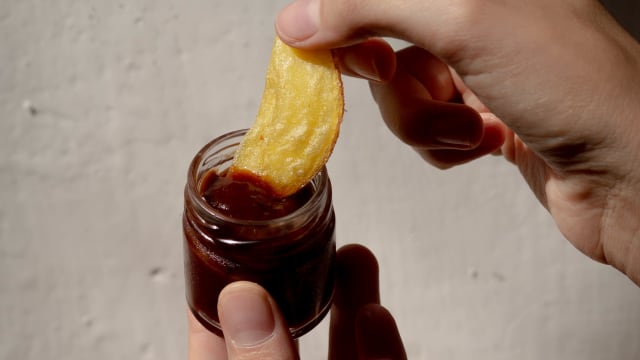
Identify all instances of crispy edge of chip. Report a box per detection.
[228,37,344,197]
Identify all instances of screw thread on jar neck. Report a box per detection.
[184,129,333,243]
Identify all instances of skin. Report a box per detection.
[274,0,640,285]
[188,245,407,360]
[189,0,640,358]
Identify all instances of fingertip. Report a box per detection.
[217,282,297,359]
[334,39,397,82]
[336,243,379,273]
[395,46,456,101]
[335,244,380,306]
[275,0,382,50]
[416,115,507,169]
[430,107,484,149]
[218,282,276,348]
[389,100,485,150]
[275,0,320,46]
[479,113,508,150]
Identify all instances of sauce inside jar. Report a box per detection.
[183,157,335,338]
[201,170,313,221]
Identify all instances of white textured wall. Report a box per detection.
[1,1,639,359]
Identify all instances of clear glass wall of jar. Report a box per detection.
[183,129,336,338]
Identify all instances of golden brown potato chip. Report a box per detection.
[229,36,344,197]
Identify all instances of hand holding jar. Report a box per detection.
[183,131,406,359]
[185,0,640,358]
[187,245,407,360]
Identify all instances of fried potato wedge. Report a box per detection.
[229,36,344,197]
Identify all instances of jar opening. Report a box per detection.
[185,129,331,229]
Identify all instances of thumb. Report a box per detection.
[275,0,461,57]
[218,281,298,360]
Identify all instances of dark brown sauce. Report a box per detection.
[184,169,335,337]
[201,170,313,221]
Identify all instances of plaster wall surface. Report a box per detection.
[1,1,639,359]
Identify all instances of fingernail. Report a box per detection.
[342,52,383,82]
[218,283,276,347]
[434,133,476,148]
[432,118,481,149]
[276,0,320,42]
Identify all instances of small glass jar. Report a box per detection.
[183,129,336,338]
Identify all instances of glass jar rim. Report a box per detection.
[186,129,331,228]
